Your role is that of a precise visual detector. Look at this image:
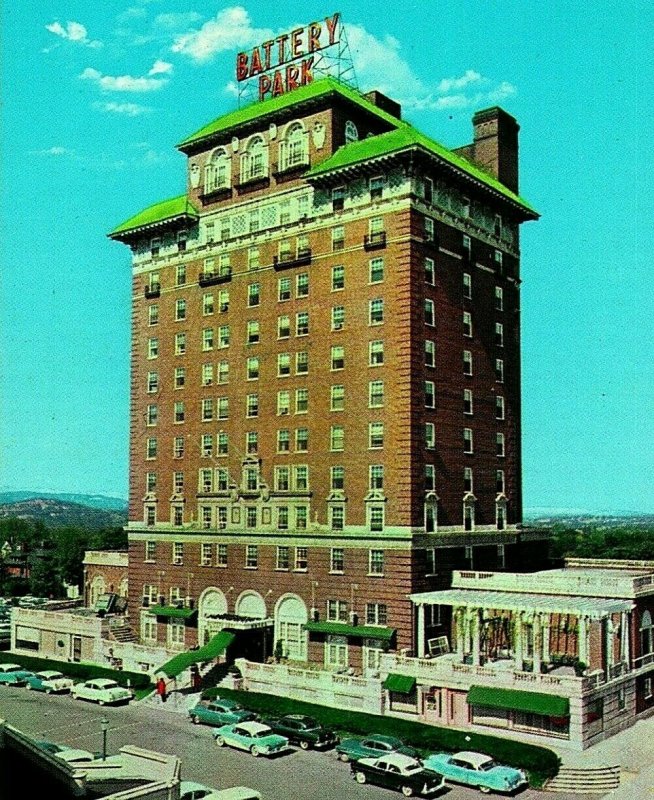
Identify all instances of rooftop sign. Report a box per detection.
[236,13,341,102]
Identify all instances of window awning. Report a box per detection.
[383,673,416,693]
[467,685,569,717]
[304,621,395,641]
[159,631,236,678]
[149,605,197,619]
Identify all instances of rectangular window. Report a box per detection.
[425,340,436,368]
[245,506,257,528]
[369,422,384,449]
[247,283,260,307]
[331,345,344,370]
[330,384,344,411]
[366,603,388,626]
[150,237,161,257]
[464,389,473,415]
[216,468,229,491]
[332,185,345,211]
[296,272,309,297]
[278,277,291,301]
[332,265,344,291]
[294,546,308,570]
[496,432,506,457]
[296,311,309,336]
[278,238,292,262]
[331,305,345,331]
[146,472,157,492]
[201,433,213,458]
[219,289,229,313]
[277,507,289,531]
[173,437,185,458]
[199,364,212,387]
[217,361,229,384]
[369,464,384,490]
[462,197,471,218]
[295,427,308,452]
[296,234,310,259]
[172,541,184,564]
[369,379,384,408]
[494,249,503,271]
[247,320,260,345]
[277,352,291,376]
[173,471,184,493]
[203,293,214,315]
[330,505,344,531]
[245,545,258,568]
[425,258,435,285]
[278,315,291,338]
[148,305,159,325]
[464,428,474,454]
[463,350,473,376]
[330,425,344,451]
[424,216,435,242]
[462,234,471,258]
[174,367,186,389]
[277,429,290,452]
[176,264,187,286]
[327,599,348,622]
[369,340,384,366]
[425,381,435,408]
[425,464,435,491]
[425,299,435,326]
[199,468,212,493]
[496,395,505,420]
[332,225,345,251]
[148,338,159,359]
[330,547,344,573]
[464,466,473,493]
[495,358,505,383]
[369,298,384,325]
[425,422,435,450]
[174,401,185,423]
[201,398,213,421]
[369,549,384,573]
[296,351,309,374]
[145,540,156,561]
[293,465,308,491]
[247,356,259,380]
[146,404,158,426]
[275,466,290,491]
[246,393,259,418]
[217,396,229,420]
[247,246,260,270]
[276,545,290,569]
[495,286,504,311]
[463,311,472,337]
[218,325,230,348]
[370,175,384,200]
[175,298,186,321]
[463,272,472,298]
[246,430,258,454]
[495,322,504,347]
[369,257,384,284]
[201,328,214,352]
[201,541,212,564]
[173,332,186,356]
[277,390,290,416]
[295,388,308,414]
[217,543,228,565]
[331,466,344,490]
[496,469,505,493]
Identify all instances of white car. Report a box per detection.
[180,781,261,800]
[25,670,74,693]
[71,678,132,705]
[37,741,97,764]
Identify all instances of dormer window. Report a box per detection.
[204,148,231,194]
[279,122,308,171]
[240,135,268,183]
[345,120,358,143]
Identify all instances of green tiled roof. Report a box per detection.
[159,631,235,678]
[304,621,395,641]
[383,673,417,693]
[177,77,401,151]
[307,125,537,216]
[108,195,198,239]
[467,685,570,717]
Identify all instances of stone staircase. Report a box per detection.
[108,624,139,643]
[544,765,620,794]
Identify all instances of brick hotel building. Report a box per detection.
[109,77,549,674]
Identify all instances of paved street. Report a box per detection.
[0,685,586,800]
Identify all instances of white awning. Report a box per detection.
[409,589,633,619]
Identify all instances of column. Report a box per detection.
[417,603,426,658]
[472,609,481,666]
[578,616,588,665]
[455,608,465,657]
[542,617,551,665]
[621,611,630,669]
[514,613,523,667]
[533,614,542,673]
[463,609,471,657]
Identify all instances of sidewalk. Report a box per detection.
[146,689,203,714]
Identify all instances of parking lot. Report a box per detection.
[0,684,588,800]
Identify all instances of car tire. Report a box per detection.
[45,688,52,694]
[299,740,310,751]
[339,753,350,763]
[401,785,414,797]
[479,787,491,795]
[191,715,199,724]
[26,683,33,690]
[355,772,366,784]
[98,699,106,706]
[251,745,261,757]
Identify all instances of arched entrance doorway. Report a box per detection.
[198,587,228,645]
[274,594,308,661]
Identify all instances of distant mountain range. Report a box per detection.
[0,494,127,529]
[0,491,127,512]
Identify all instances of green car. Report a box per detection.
[0,663,33,686]
[336,734,418,763]
[212,721,291,757]
[188,698,257,727]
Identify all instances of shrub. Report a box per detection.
[0,653,152,690]
[202,686,560,786]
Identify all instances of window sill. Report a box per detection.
[275,567,290,572]
[244,566,259,570]
[293,568,308,573]
[329,570,344,576]
[367,572,385,578]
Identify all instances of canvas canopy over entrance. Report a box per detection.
[383,674,416,694]
[467,685,570,717]
[159,631,235,678]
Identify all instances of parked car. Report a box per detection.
[25,670,74,694]
[180,780,262,800]
[36,741,98,765]
[188,698,257,727]
[351,753,445,797]
[0,663,33,686]
[336,734,418,763]
[212,721,291,757]
[71,678,132,705]
[263,714,338,750]
[422,751,528,794]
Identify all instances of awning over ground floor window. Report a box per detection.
[467,685,570,717]
[304,621,395,641]
[383,674,416,693]
[159,631,236,678]
[148,605,197,619]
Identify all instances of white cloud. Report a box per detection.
[171,6,273,62]
[148,59,172,76]
[80,66,167,92]
[36,146,75,156]
[45,20,101,48]
[437,70,482,94]
[94,101,150,116]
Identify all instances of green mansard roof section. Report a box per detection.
[177,77,402,151]
[108,195,199,239]
[306,125,538,216]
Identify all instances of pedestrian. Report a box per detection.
[192,664,202,692]
[156,676,167,703]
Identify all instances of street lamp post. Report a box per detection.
[100,716,109,761]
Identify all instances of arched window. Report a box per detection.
[240,136,268,183]
[279,122,308,171]
[345,120,359,143]
[641,610,653,655]
[463,492,476,532]
[205,148,231,194]
[496,493,508,531]
[275,594,308,661]
[90,576,106,608]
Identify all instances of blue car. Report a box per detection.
[422,751,527,794]
[336,734,418,763]
[0,663,33,686]
[188,698,257,727]
[25,670,74,694]
[212,721,291,757]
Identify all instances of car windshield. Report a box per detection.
[404,764,422,773]
[99,681,119,689]
[302,717,319,729]
[254,730,271,738]
[45,672,64,679]
[478,760,498,771]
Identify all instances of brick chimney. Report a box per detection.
[471,107,520,193]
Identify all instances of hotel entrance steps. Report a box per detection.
[544,765,620,793]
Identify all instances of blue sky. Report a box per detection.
[1,1,652,513]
